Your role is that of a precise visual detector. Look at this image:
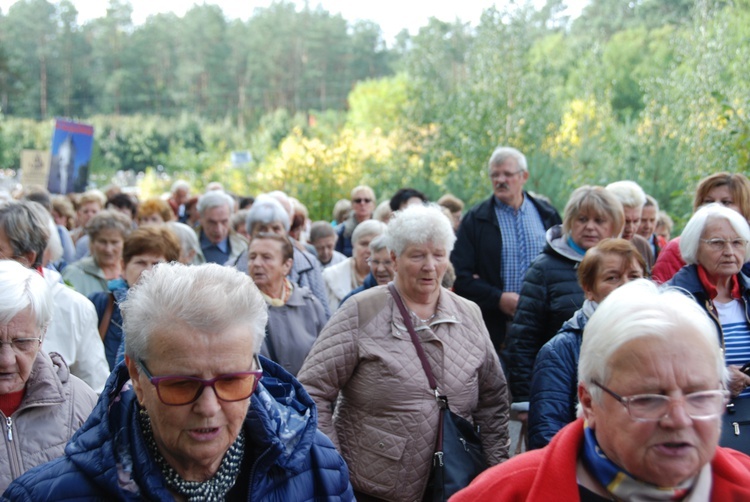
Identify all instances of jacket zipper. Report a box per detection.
[5,416,11,441]
[3,414,22,481]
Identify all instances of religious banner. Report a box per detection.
[47,119,95,194]
[20,150,51,188]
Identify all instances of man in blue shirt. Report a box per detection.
[451,147,561,356]
[197,190,248,265]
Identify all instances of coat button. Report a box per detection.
[379,442,385,449]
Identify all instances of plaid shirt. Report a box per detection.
[494,195,547,293]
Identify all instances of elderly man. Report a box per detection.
[451,146,560,355]
[335,185,376,257]
[453,279,750,500]
[196,190,247,264]
[309,221,347,269]
[0,200,109,393]
[167,180,190,222]
[637,194,667,261]
[605,180,655,270]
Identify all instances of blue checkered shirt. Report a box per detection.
[494,195,547,293]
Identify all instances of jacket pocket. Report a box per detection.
[351,422,408,493]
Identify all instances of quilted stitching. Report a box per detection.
[298,286,510,501]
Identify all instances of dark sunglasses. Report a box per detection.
[137,355,263,406]
[352,198,372,204]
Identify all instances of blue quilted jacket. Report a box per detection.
[527,307,587,450]
[2,356,353,501]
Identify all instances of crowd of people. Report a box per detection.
[1,149,750,500]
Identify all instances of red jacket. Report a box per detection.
[652,237,685,284]
[451,418,750,502]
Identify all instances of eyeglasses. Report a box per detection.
[352,198,372,204]
[137,355,263,406]
[367,258,393,267]
[0,337,42,353]
[592,380,729,421]
[701,238,747,251]
[490,170,522,180]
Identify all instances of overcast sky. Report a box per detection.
[0,0,589,44]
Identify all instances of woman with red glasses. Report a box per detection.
[3,263,353,501]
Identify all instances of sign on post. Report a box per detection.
[47,119,94,194]
[20,150,51,188]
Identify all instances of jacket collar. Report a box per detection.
[19,351,67,411]
[389,287,461,342]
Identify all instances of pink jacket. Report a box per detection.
[299,285,510,501]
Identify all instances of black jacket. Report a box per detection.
[505,226,585,403]
[451,192,561,354]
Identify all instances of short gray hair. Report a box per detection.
[579,279,726,405]
[46,218,63,263]
[680,203,750,265]
[488,146,527,174]
[246,196,290,234]
[369,234,389,253]
[0,200,51,268]
[0,259,52,333]
[122,263,268,360]
[171,180,190,194]
[644,194,659,212]
[562,186,624,237]
[309,221,336,243]
[605,180,647,209]
[386,203,456,257]
[167,222,203,262]
[197,190,235,216]
[85,209,132,241]
[352,219,387,246]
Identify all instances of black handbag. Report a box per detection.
[387,283,488,501]
[720,397,750,455]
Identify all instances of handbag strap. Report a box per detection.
[388,282,447,458]
[98,293,115,341]
[388,282,438,392]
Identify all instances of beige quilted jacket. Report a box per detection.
[298,285,510,501]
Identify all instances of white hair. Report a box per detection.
[488,146,527,174]
[369,234,389,253]
[170,180,190,194]
[167,221,202,262]
[122,263,268,359]
[266,191,293,218]
[246,195,291,234]
[0,260,52,334]
[46,218,63,263]
[679,203,750,264]
[197,190,234,216]
[578,279,727,406]
[386,203,457,257]
[605,180,647,209]
[352,219,387,246]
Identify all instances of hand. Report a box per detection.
[727,365,750,397]
[514,411,528,424]
[499,292,519,317]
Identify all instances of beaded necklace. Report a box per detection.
[138,408,245,501]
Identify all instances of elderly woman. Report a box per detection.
[166,221,205,265]
[3,263,354,500]
[340,234,396,304]
[298,204,509,501]
[90,225,182,370]
[0,261,97,492]
[336,185,376,256]
[506,186,623,400]
[136,198,173,226]
[668,204,750,401]
[62,209,132,297]
[453,279,750,500]
[528,238,646,449]
[505,185,624,411]
[322,219,387,311]
[309,220,347,269]
[232,195,331,318]
[248,233,327,376]
[653,172,750,283]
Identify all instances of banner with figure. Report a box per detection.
[47,119,94,194]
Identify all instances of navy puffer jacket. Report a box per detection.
[505,225,585,403]
[527,307,588,450]
[2,356,353,501]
